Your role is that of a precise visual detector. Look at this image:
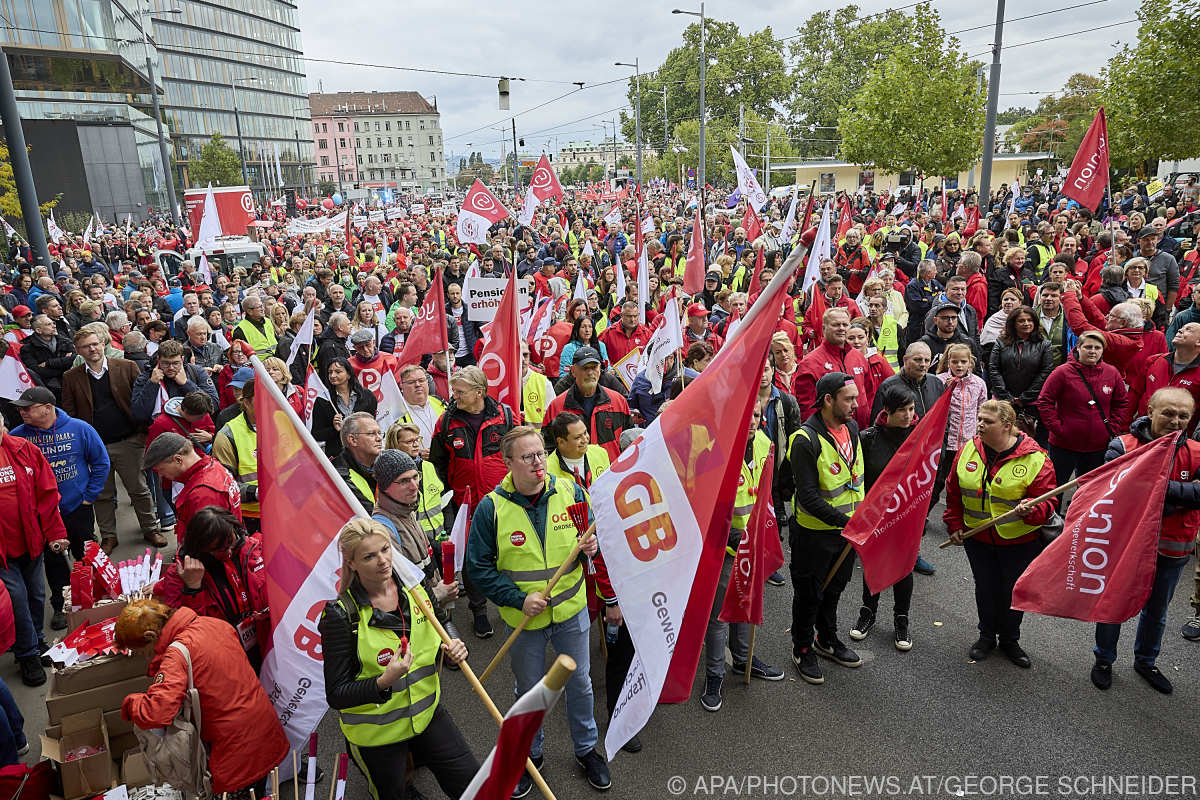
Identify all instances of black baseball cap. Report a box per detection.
[12,386,55,407]
[572,346,602,367]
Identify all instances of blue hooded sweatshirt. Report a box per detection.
[12,408,110,513]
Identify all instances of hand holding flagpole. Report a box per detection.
[939,481,1075,549]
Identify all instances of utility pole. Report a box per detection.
[612,117,619,188]
[967,66,986,189]
[675,5,706,208]
[764,128,771,193]
[738,103,744,149]
[978,0,1005,205]
[138,5,182,226]
[616,59,642,189]
[0,47,49,267]
[511,118,520,192]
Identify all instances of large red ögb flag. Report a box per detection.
[842,390,954,596]
[477,268,521,411]
[0,351,35,400]
[396,268,449,366]
[718,452,784,625]
[682,205,706,295]
[457,180,511,245]
[529,154,563,203]
[1060,107,1109,212]
[1012,432,1176,624]
[593,243,804,757]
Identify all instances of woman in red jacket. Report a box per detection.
[153,507,270,672]
[117,597,288,798]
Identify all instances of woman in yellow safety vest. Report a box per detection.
[319,518,478,800]
[945,399,1058,670]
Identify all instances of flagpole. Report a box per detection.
[407,587,558,800]
[821,542,854,591]
[937,479,1077,549]
[743,626,757,686]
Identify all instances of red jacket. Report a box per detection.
[598,321,651,365]
[0,434,67,562]
[122,608,289,793]
[792,341,872,430]
[1127,351,1200,433]
[146,412,215,455]
[173,455,242,545]
[542,385,633,461]
[1035,356,1129,451]
[1111,429,1200,557]
[1063,290,1166,381]
[430,397,516,508]
[835,243,872,294]
[349,350,401,403]
[943,433,1058,546]
[864,351,895,398]
[965,273,988,325]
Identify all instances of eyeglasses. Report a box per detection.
[517,451,548,465]
[352,430,384,440]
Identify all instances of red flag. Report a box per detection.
[396,269,449,366]
[477,268,521,411]
[742,204,762,243]
[834,200,853,243]
[344,207,355,260]
[843,391,954,595]
[396,234,408,269]
[458,180,512,244]
[798,181,818,234]
[806,283,827,343]
[682,205,706,295]
[718,452,784,625]
[1012,432,1176,623]
[529,154,564,203]
[1061,107,1110,211]
[747,245,764,297]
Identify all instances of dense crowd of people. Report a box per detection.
[0,173,1198,797]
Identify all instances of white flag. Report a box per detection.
[572,268,588,303]
[1009,178,1019,217]
[0,216,15,238]
[800,200,833,294]
[125,213,132,235]
[517,186,539,227]
[636,246,649,326]
[195,183,222,250]
[302,366,330,431]
[46,211,62,244]
[286,305,317,370]
[779,185,800,241]
[273,142,284,190]
[374,369,405,433]
[83,217,93,245]
[638,295,683,393]
[197,252,213,285]
[641,214,655,235]
[582,239,594,258]
[448,503,468,576]
[615,257,627,299]
[0,353,35,400]
[730,146,768,211]
[604,204,622,228]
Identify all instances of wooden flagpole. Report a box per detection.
[743,626,757,686]
[938,480,1076,549]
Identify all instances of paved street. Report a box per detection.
[6,490,1197,799]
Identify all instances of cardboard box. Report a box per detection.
[46,674,151,725]
[45,708,130,740]
[52,652,150,695]
[122,749,152,789]
[109,731,140,759]
[66,597,129,631]
[40,708,115,800]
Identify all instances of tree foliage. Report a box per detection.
[317,178,335,196]
[995,107,1034,126]
[619,21,792,153]
[1104,0,1200,169]
[0,141,59,223]
[837,7,985,177]
[1002,74,1103,158]
[786,5,918,159]
[189,133,243,187]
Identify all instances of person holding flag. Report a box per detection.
[1091,387,1200,694]
[701,399,785,712]
[788,372,866,685]
[945,400,1058,668]
[465,425,610,795]
[319,518,477,800]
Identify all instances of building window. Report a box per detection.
[317,139,327,149]
[321,123,327,133]
[377,137,382,147]
[357,155,363,164]
[429,152,436,162]
[354,122,359,132]
[428,135,434,146]
[320,156,329,166]
[339,138,346,149]
[385,121,391,131]
[374,121,380,131]
[356,138,361,148]
[387,138,392,147]
[432,119,438,129]
[337,122,344,132]
[405,120,411,130]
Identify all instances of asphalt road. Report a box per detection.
[7,488,1198,800]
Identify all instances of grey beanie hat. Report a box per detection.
[143,432,190,469]
[373,449,419,491]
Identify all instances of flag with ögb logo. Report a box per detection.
[529,154,563,203]
[477,267,522,413]
[456,180,511,245]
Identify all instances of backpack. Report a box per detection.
[133,641,213,798]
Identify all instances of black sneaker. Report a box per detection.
[1134,663,1173,694]
[512,755,543,799]
[894,614,912,652]
[699,673,723,711]
[765,569,785,587]
[574,749,611,791]
[999,640,1031,668]
[620,734,642,753]
[731,656,784,681]
[50,609,67,631]
[813,638,863,667]
[969,635,997,662]
[1090,660,1113,690]
[1182,615,1200,641]
[473,612,494,639]
[17,655,45,687]
[791,646,824,685]
[849,607,875,641]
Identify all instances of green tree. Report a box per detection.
[317,178,335,196]
[995,107,1034,126]
[838,9,985,178]
[620,22,792,152]
[1003,74,1103,158]
[786,5,919,159]
[189,133,243,187]
[1104,0,1200,172]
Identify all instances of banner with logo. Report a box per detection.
[464,277,531,322]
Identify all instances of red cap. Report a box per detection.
[686,303,707,318]
[11,305,31,317]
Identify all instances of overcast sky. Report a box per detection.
[296,0,1139,161]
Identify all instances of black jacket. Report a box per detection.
[919,329,982,376]
[332,448,376,512]
[988,337,1053,404]
[788,412,861,531]
[870,371,946,422]
[986,261,1033,317]
[311,387,377,459]
[19,332,76,392]
[860,423,914,489]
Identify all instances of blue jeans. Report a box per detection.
[146,469,177,528]
[705,553,750,678]
[507,608,597,758]
[0,553,45,659]
[0,676,25,766]
[1094,554,1188,667]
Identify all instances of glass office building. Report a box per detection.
[146,0,312,196]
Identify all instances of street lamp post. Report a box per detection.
[673,5,705,208]
[137,4,182,226]
[615,59,642,189]
[293,104,310,194]
[231,76,258,185]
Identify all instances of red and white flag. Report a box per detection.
[477,268,521,411]
[730,146,767,210]
[460,668,569,800]
[603,204,622,229]
[843,390,953,595]
[779,185,800,242]
[593,247,799,757]
[197,253,213,285]
[529,154,563,203]
[0,352,35,401]
[396,269,449,366]
[742,204,763,243]
[718,452,784,625]
[457,180,511,245]
[374,368,405,433]
[682,206,706,295]
[1060,107,1109,212]
[1012,432,1176,623]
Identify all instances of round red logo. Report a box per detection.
[965,461,979,473]
[830,463,841,475]
[510,532,526,546]
[376,648,395,666]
